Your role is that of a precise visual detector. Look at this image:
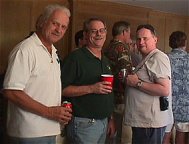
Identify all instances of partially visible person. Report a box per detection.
[128,39,142,67]
[61,17,116,144]
[162,124,174,144]
[124,24,173,144]
[104,21,132,104]
[104,21,132,143]
[0,73,4,91]
[3,4,72,144]
[166,31,188,144]
[0,72,5,143]
[74,29,86,48]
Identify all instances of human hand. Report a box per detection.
[107,118,116,138]
[90,81,112,94]
[126,74,139,87]
[47,106,72,125]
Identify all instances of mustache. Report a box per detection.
[53,31,61,36]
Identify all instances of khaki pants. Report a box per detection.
[112,104,132,144]
[121,123,132,144]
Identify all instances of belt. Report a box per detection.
[74,117,107,124]
[88,118,95,124]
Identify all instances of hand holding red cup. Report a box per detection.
[101,74,114,88]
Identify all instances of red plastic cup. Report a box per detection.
[62,101,72,109]
[101,74,114,87]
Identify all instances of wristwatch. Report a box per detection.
[136,80,143,88]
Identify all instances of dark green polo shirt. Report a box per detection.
[61,47,114,119]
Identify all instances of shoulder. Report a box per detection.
[9,38,35,59]
[106,40,126,51]
[15,33,41,52]
[146,49,171,72]
[62,48,86,65]
[151,49,169,62]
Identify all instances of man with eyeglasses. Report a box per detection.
[104,21,133,143]
[124,24,173,144]
[61,17,116,144]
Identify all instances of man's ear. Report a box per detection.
[154,37,158,43]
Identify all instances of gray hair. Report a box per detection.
[83,17,107,32]
[36,4,70,31]
[112,21,130,37]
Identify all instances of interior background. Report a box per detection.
[0,0,189,74]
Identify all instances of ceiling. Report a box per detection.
[102,0,189,16]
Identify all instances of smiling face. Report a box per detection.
[136,28,157,57]
[41,9,69,46]
[84,20,107,50]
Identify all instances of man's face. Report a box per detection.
[136,28,157,56]
[42,9,69,44]
[85,20,107,49]
[78,37,87,48]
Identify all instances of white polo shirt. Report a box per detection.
[3,33,61,138]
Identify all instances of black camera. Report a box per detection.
[159,97,169,111]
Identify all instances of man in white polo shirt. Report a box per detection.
[3,4,72,144]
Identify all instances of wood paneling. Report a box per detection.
[148,11,166,52]
[149,11,188,53]
[70,0,189,54]
[164,13,188,53]
[0,0,70,74]
[71,0,151,51]
[0,0,189,74]
[0,1,32,74]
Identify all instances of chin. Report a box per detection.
[51,38,60,43]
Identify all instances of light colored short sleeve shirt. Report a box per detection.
[124,49,173,128]
[3,33,61,137]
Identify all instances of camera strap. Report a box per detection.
[132,49,159,74]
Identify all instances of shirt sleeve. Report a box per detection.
[3,45,33,90]
[146,51,171,81]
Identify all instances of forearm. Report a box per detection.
[138,81,170,96]
[3,90,72,124]
[62,85,92,97]
[127,74,170,97]
[3,89,50,118]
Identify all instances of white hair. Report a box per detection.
[36,4,71,31]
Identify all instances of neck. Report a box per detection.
[142,48,157,59]
[87,47,102,59]
[114,36,126,44]
[36,32,52,54]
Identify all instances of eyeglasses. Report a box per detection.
[89,28,107,35]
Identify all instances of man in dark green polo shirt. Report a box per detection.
[61,17,115,144]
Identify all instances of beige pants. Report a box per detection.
[114,104,132,144]
[121,123,132,144]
